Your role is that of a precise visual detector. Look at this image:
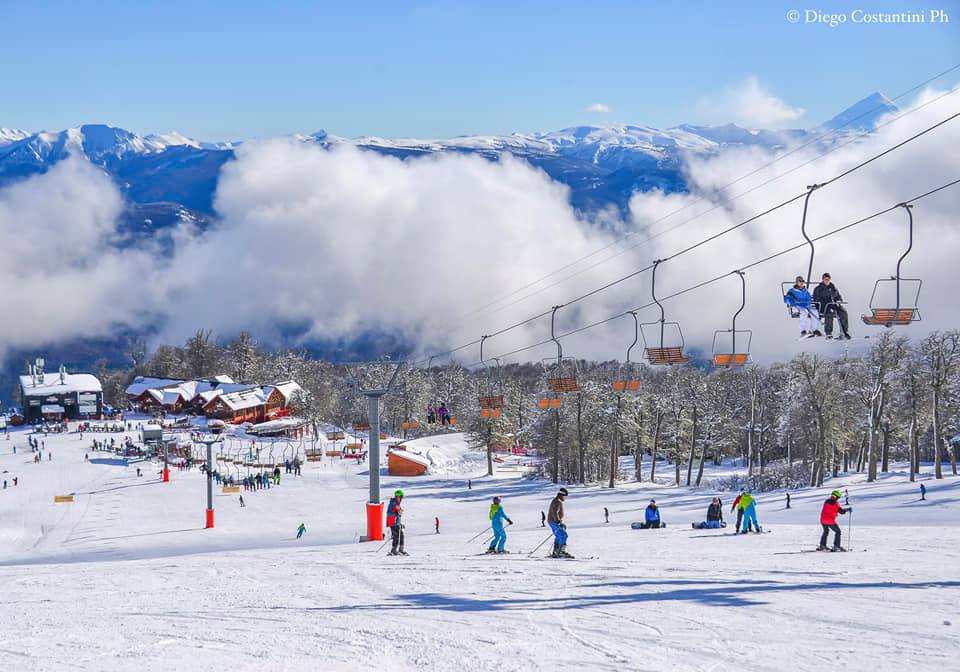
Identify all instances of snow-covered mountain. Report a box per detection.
[0,93,897,229]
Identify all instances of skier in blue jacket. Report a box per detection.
[784,276,822,337]
[486,496,514,554]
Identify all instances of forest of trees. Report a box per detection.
[93,329,960,491]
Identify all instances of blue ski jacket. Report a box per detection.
[784,286,813,309]
[645,504,660,523]
[491,505,513,530]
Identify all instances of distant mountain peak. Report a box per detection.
[821,91,898,131]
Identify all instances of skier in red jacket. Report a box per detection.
[818,489,852,551]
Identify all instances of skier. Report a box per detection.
[783,276,822,337]
[296,522,306,539]
[738,489,761,534]
[547,487,572,558]
[730,489,755,534]
[692,497,725,529]
[387,490,407,556]
[641,500,662,529]
[541,511,546,527]
[604,506,609,524]
[486,496,514,554]
[813,273,851,339]
[818,489,851,551]
[786,492,791,509]
[920,483,926,501]
[239,495,245,507]
[435,516,440,534]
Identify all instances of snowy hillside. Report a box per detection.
[1,420,957,671]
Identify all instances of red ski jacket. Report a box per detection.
[820,497,849,525]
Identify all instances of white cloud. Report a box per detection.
[0,158,161,359]
[585,103,611,113]
[698,76,806,128]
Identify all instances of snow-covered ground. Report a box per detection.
[1,426,958,671]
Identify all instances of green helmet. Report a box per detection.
[394,490,404,498]
[831,490,842,499]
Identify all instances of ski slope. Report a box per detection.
[1,426,958,671]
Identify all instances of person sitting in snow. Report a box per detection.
[817,489,851,551]
[693,497,725,529]
[640,500,663,529]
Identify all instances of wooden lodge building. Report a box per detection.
[19,364,103,423]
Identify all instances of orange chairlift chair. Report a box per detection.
[612,311,642,392]
[538,305,580,408]
[478,335,505,419]
[712,270,753,367]
[640,260,689,365]
[862,203,922,328]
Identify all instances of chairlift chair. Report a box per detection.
[612,312,642,392]
[712,271,753,367]
[478,336,505,417]
[640,260,689,365]
[862,203,922,327]
[538,306,580,407]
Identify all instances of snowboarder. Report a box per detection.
[487,496,514,554]
[693,497,725,529]
[296,522,306,539]
[920,483,927,501]
[813,273,851,339]
[547,488,572,558]
[818,489,851,551]
[783,276,822,337]
[641,500,662,529]
[731,489,755,533]
[387,490,407,556]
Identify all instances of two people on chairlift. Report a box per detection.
[784,272,852,339]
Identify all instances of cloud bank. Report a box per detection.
[698,76,807,128]
[2,88,957,367]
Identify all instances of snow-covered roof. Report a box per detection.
[389,449,430,468]
[270,380,304,402]
[208,387,267,412]
[247,417,307,435]
[20,373,102,396]
[126,377,181,397]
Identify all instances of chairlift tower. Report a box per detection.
[347,360,404,542]
[197,435,223,529]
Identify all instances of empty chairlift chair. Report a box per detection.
[713,270,752,367]
[862,203,922,328]
[641,260,689,365]
[612,312,642,392]
[477,336,505,419]
[538,305,580,407]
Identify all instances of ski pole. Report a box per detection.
[483,534,495,547]
[466,526,492,544]
[376,537,391,553]
[528,532,554,557]
[847,509,852,551]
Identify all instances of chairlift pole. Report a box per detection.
[651,260,666,349]
[801,184,823,285]
[894,203,914,317]
[550,306,564,364]
[732,270,746,357]
[197,435,222,529]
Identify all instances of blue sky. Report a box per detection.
[2,0,958,140]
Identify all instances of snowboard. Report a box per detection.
[631,522,667,529]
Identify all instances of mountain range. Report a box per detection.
[0,92,897,240]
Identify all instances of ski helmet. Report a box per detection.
[831,489,842,499]
[394,490,404,498]
[493,496,501,504]
[558,487,569,497]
